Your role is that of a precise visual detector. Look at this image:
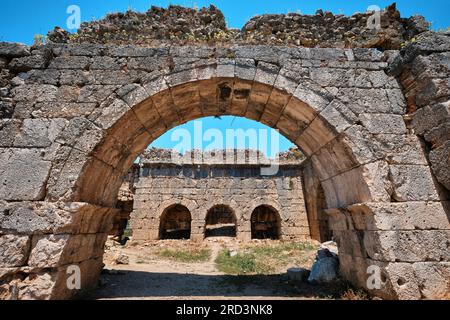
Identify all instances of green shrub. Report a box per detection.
[215,250,258,274]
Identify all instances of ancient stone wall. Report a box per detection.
[0,4,448,300]
[388,31,450,193]
[110,164,138,237]
[130,150,309,241]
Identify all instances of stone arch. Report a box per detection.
[1,43,448,300]
[72,75,371,209]
[241,199,283,238]
[59,69,450,298]
[204,204,237,238]
[197,199,239,221]
[156,199,199,222]
[251,205,281,240]
[159,204,192,240]
[302,163,333,242]
[244,199,282,222]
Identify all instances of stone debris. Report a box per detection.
[320,241,339,256]
[308,248,339,284]
[113,253,130,265]
[229,250,238,257]
[287,267,310,282]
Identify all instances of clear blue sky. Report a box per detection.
[150,116,293,157]
[1,1,448,153]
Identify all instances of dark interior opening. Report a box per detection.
[251,205,281,240]
[316,184,332,242]
[160,204,192,240]
[205,205,237,238]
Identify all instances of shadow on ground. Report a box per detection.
[86,270,347,300]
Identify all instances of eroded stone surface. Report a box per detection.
[0,149,51,201]
[129,149,309,241]
[389,31,450,193]
[0,235,30,268]
[0,8,448,300]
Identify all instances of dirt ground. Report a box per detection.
[87,237,350,300]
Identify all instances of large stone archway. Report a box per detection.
[0,40,449,300]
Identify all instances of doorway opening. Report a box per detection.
[251,205,281,240]
[159,204,192,240]
[205,205,237,238]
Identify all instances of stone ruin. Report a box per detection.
[116,148,312,242]
[0,3,449,300]
[47,3,428,49]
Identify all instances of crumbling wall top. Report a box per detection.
[46,3,430,50]
[139,148,305,166]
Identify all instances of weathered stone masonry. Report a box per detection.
[388,31,450,192]
[0,4,449,300]
[129,149,311,242]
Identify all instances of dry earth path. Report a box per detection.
[88,238,345,300]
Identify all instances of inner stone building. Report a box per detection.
[115,148,326,242]
[0,3,449,300]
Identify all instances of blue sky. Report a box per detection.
[1,1,448,153]
[151,116,292,157]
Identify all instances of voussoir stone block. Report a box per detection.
[28,233,108,268]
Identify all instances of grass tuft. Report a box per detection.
[215,242,318,275]
[215,250,258,274]
[157,248,211,263]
